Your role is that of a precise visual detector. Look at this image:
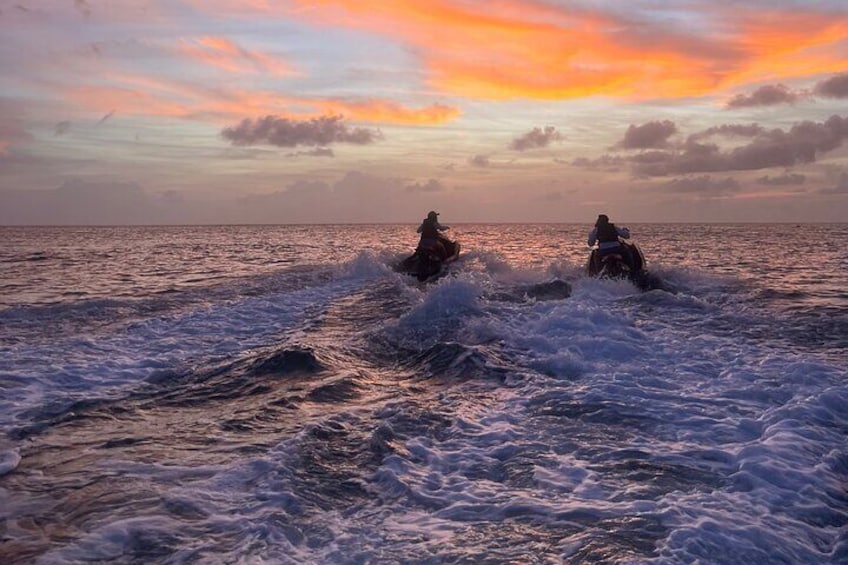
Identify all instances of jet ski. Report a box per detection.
[586,241,669,291]
[398,236,461,282]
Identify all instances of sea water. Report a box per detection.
[0,224,846,564]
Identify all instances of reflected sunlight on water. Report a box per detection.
[3,223,846,310]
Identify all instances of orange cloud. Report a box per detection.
[61,74,459,126]
[275,0,715,99]
[282,0,848,101]
[723,8,848,85]
[59,70,287,120]
[315,99,460,124]
[43,28,459,126]
[177,36,295,76]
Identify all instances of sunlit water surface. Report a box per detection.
[1,224,846,564]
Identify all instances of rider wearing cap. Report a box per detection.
[417,211,450,257]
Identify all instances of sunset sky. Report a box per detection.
[1,0,847,224]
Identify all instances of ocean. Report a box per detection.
[1,223,846,564]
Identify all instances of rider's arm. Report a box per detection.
[437,223,449,231]
[587,228,598,247]
[617,227,631,239]
[417,224,423,233]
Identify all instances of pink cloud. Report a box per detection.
[177,36,296,77]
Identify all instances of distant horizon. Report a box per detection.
[2,2,847,224]
[3,220,845,228]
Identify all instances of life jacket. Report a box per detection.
[596,222,621,244]
[419,218,439,239]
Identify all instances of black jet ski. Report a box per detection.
[398,237,461,282]
[586,242,669,291]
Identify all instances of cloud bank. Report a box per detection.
[612,115,848,176]
[757,173,806,186]
[724,72,848,108]
[661,175,741,197]
[820,173,848,194]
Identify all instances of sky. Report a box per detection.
[1,0,847,224]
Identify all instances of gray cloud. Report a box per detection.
[571,154,626,172]
[74,0,91,17]
[97,110,116,125]
[661,175,741,197]
[287,147,335,158]
[221,115,383,148]
[722,72,848,110]
[234,172,404,223]
[756,173,806,186]
[0,179,167,225]
[405,179,445,193]
[282,180,331,196]
[54,121,71,136]
[814,72,848,99]
[630,150,674,165]
[632,115,848,176]
[690,124,765,140]
[820,173,848,194]
[468,154,490,167]
[725,84,803,109]
[509,126,563,151]
[0,121,32,151]
[538,191,563,202]
[619,120,677,149]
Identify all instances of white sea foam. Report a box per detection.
[28,270,844,562]
[0,259,382,431]
[346,265,845,561]
[3,225,846,563]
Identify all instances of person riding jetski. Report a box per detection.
[586,214,670,291]
[417,210,451,259]
[587,214,633,266]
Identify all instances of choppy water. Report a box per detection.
[1,224,846,564]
